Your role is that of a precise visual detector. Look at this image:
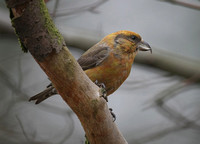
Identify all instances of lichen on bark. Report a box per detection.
[39,0,63,45]
[8,0,65,61]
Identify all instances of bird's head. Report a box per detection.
[104,30,152,54]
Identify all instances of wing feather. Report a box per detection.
[77,43,110,71]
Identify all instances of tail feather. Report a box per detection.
[29,86,57,104]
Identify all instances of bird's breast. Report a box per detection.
[85,52,134,95]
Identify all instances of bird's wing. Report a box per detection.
[77,43,110,71]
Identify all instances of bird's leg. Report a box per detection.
[109,108,116,122]
[95,80,108,102]
[94,80,116,121]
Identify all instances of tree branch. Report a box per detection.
[52,0,108,18]
[5,0,127,143]
[158,0,200,11]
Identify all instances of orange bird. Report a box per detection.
[29,30,151,104]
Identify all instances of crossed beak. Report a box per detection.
[137,40,152,53]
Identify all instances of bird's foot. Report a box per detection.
[100,87,108,102]
[95,80,108,102]
[109,108,116,122]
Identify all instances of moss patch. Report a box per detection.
[91,99,99,119]
[39,0,63,46]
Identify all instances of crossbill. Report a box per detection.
[29,30,151,104]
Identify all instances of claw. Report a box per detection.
[100,90,108,102]
[94,80,98,85]
[95,80,105,88]
[109,108,116,122]
[95,80,108,102]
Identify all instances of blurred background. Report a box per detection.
[0,0,200,143]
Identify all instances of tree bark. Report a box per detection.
[5,0,128,143]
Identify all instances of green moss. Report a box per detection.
[91,99,98,105]
[85,136,90,144]
[91,99,99,118]
[18,38,28,52]
[39,0,63,46]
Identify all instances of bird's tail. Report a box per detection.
[29,85,57,104]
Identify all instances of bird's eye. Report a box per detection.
[131,35,136,40]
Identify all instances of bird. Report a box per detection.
[29,30,152,104]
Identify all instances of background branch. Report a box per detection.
[52,0,108,18]
[1,9,200,78]
[158,0,200,10]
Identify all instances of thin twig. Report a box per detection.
[52,0,60,21]
[33,104,75,144]
[139,74,200,143]
[159,0,200,10]
[57,111,75,144]
[0,66,28,99]
[154,74,200,104]
[152,74,200,129]
[123,73,176,90]
[53,0,108,18]
[134,126,187,144]
[156,104,200,130]
[16,115,30,142]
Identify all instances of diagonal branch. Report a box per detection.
[5,0,127,143]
